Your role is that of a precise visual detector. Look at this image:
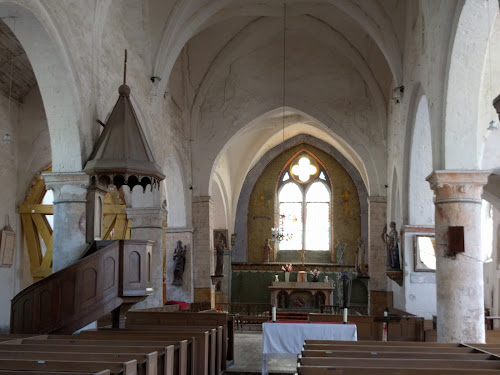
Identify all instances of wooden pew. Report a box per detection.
[0,372,111,375]
[303,343,474,353]
[298,340,500,375]
[0,358,137,374]
[127,310,235,365]
[299,357,500,369]
[297,365,500,375]
[0,350,157,375]
[74,330,208,375]
[0,343,179,375]
[18,338,181,375]
[122,325,222,375]
[300,350,492,360]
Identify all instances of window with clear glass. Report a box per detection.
[277,153,331,251]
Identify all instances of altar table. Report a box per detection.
[262,321,357,374]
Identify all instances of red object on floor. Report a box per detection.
[165,300,189,310]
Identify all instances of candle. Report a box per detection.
[272,306,276,322]
[343,307,348,324]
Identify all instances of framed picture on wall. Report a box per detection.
[414,235,436,272]
[213,229,229,251]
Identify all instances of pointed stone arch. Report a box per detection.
[0,1,86,171]
[233,134,368,262]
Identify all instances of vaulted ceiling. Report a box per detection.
[0,19,36,103]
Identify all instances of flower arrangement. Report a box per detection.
[281,263,293,272]
[310,269,320,281]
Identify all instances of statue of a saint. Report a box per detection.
[335,240,345,265]
[263,239,271,262]
[214,235,225,276]
[382,222,401,270]
[172,240,186,285]
[356,237,366,274]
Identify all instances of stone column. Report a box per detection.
[427,170,491,343]
[192,196,214,306]
[368,196,389,315]
[126,207,167,308]
[42,172,90,272]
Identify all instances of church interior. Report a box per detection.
[0,0,500,373]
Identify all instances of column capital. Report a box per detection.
[42,172,90,204]
[192,196,213,204]
[126,207,167,229]
[367,196,387,204]
[426,170,491,204]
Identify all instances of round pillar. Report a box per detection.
[427,170,491,343]
[42,172,90,272]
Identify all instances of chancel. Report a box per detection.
[0,1,499,374]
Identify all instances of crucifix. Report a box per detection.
[342,190,350,216]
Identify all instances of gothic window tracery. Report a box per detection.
[277,152,331,251]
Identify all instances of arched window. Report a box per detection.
[277,152,331,251]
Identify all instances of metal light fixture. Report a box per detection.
[271,4,293,244]
[271,214,293,242]
[488,120,498,131]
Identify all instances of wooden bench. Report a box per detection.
[0,351,157,375]
[127,309,235,366]
[75,330,210,375]
[297,366,500,374]
[299,357,500,369]
[0,371,110,375]
[122,325,223,375]
[0,344,178,375]
[300,349,492,360]
[298,340,500,375]
[0,358,137,374]
[17,337,183,375]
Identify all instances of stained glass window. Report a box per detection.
[277,154,331,251]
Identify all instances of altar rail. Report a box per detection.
[320,304,369,315]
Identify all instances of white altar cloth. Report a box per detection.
[262,321,357,374]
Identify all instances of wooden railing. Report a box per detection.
[10,239,153,334]
[216,302,272,317]
[320,304,369,315]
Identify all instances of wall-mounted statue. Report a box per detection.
[172,240,186,285]
[335,240,345,265]
[263,239,271,262]
[215,234,225,276]
[356,237,366,275]
[382,222,401,270]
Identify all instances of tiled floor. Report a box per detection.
[227,331,297,374]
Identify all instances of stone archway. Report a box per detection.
[0,1,86,171]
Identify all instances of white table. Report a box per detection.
[262,321,357,374]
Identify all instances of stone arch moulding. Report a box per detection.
[152,0,401,95]
[190,14,387,136]
[443,0,499,169]
[403,84,434,226]
[233,133,368,263]
[0,1,86,171]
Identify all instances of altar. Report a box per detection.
[269,281,335,309]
